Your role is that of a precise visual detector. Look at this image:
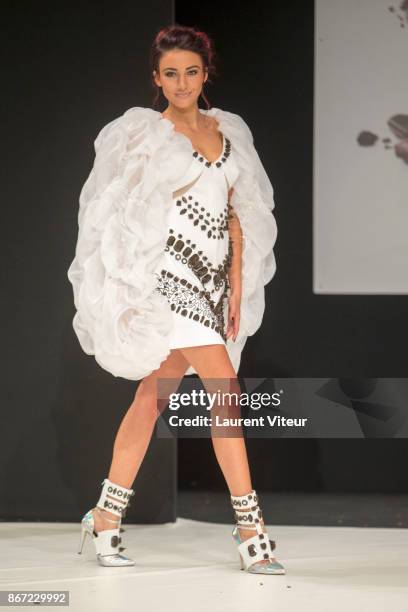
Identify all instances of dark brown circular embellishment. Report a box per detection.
[248,544,257,557]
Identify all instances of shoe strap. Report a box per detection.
[230,489,258,508]
[235,529,275,567]
[95,478,135,519]
[94,506,120,524]
[233,505,263,532]
[92,528,127,556]
[230,489,265,536]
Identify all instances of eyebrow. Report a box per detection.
[163,65,201,71]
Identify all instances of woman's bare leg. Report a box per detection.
[178,344,273,565]
[94,349,190,531]
[178,344,251,491]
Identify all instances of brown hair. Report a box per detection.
[150,24,217,110]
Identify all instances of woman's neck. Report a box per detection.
[161,104,206,131]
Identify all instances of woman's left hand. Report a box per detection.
[226,291,241,342]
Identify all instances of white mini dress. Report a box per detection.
[154,131,240,349]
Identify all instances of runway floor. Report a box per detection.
[1,518,407,611]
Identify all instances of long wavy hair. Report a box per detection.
[150,24,218,111]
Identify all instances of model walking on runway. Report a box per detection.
[68,24,284,574]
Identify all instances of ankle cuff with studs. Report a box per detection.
[95,478,135,519]
[230,489,258,507]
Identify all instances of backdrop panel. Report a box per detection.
[314,0,408,294]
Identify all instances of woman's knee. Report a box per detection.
[131,379,159,421]
[178,344,237,380]
[133,350,190,415]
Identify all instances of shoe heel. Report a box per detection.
[77,525,89,554]
[239,553,245,570]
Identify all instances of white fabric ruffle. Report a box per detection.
[67,106,277,380]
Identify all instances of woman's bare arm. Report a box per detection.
[227,187,243,296]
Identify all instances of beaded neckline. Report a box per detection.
[192,133,232,168]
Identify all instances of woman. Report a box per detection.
[68,24,284,575]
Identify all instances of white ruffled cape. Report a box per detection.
[67,106,277,380]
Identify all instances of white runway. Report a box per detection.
[1,518,407,611]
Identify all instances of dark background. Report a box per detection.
[2,0,407,526]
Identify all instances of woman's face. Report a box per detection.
[153,49,207,109]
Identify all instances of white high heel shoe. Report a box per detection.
[230,489,286,574]
[77,478,135,567]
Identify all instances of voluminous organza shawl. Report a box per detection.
[67,106,277,380]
